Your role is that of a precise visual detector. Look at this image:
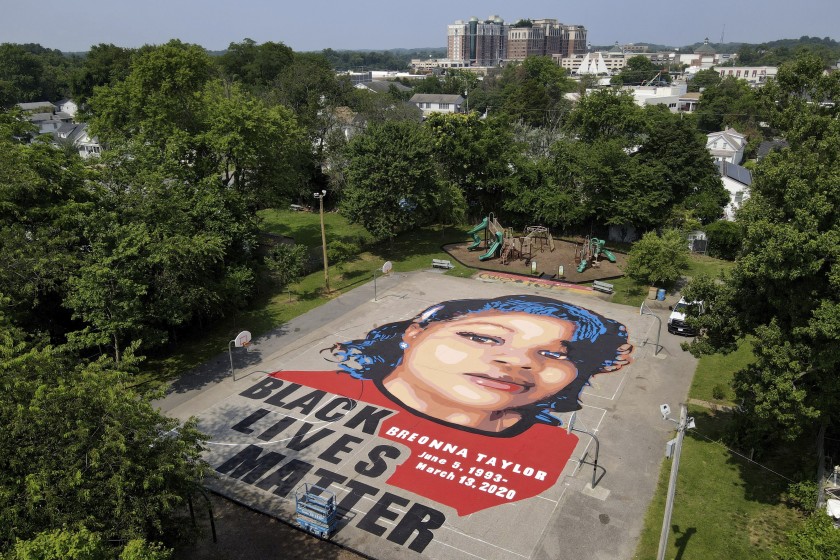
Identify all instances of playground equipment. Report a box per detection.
[467,213,505,261]
[467,216,555,264]
[576,236,617,273]
[295,484,338,539]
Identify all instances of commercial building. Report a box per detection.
[446,16,587,67]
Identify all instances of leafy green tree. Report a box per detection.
[497,56,574,127]
[636,107,729,224]
[0,118,91,334]
[0,330,208,553]
[218,38,294,88]
[683,54,840,446]
[426,113,517,217]
[0,43,45,106]
[327,240,359,272]
[70,44,134,105]
[88,39,212,144]
[265,243,309,288]
[623,229,690,286]
[695,76,764,135]
[7,527,109,560]
[776,513,840,560]
[688,68,722,92]
[611,55,668,86]
[342,120,457,241]
[704,220,743,260]
[564,89,645,144]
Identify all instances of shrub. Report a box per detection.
[705,220,743,261]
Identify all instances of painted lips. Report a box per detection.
[465,374,533,393]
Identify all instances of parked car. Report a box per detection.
[667,297,704,336]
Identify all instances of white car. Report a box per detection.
[667,298,704,336]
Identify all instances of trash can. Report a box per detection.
[656,288,666,301]
[648,286,659,300]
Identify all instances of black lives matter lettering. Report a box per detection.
[214,377,446,553]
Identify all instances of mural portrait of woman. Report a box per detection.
[267,295,633,515]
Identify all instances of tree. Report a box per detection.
[426,112,517,217]
[218,38,294,89]
[0,118,91,335]
[0,327,208,553]
[704,220,743,260]
[688,68,722,93]
[342,120,459,241]
[497,56,574,127]
[695,76,764,135]
[265,243,309,288]
[70,44,134,105]
[623,229,690,286]
[683,53,840,446]
[635,106,729,224]
[776,513,840,560]
[611,55,667,86]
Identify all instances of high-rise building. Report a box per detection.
[448,16,507,66]
[448,16,587,66]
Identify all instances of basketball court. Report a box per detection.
[162,271,697,560]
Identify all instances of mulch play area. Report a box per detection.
[443,237,626,284]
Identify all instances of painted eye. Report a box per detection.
[538,350,569,360]
[457,331,502,344]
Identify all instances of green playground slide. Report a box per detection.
[601,248,617,263]
[467,217,489,250]
[479,231,504,261]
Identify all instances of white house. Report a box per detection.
[408,94,465,117]
[55,122,101,158]
[717,160,752,220]
[707,128,747,164]
[55,98,79,117]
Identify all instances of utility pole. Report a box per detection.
[658,403,689,560]
[314,190,330,293]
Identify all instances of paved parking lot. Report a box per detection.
[158,271,696,560]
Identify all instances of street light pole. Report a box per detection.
[314,190,330,293]
[657,403,689,560]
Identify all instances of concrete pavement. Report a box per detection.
[156,271,697,560]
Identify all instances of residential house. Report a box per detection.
[16,101,56,113]
[706,128,746,164]
[409,93,465,117]
[718,160,752,220]
[55,98,79,117]
[55,122,101,158]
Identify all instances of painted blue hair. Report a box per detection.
[329,295,630,429]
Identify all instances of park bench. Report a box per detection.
[593,280,614,294]
[432,258,455,270]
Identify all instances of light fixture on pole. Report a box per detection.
[657,403,695,560]
[313,189,330,293]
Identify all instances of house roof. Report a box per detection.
[707,127,746,149]
[679,92,702,100]
[361,81,412,93]
[694,38,716,55]
[17,101,55,111]
[409,94,465,104]
[757,139,788,160]
[718,160,752,186]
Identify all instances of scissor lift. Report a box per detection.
[295,484,337,539]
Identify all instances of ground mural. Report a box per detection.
[201,294,634,556]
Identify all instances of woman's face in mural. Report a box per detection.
[383,311,578,431]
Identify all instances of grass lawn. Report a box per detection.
[140,212,471,385]
[634,341,807,560]
[686,254,737,279]
[634,407,804,560]
[689,337,755,405]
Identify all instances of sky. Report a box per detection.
[2,0,838,53]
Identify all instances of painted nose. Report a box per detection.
[492,347,533,369]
